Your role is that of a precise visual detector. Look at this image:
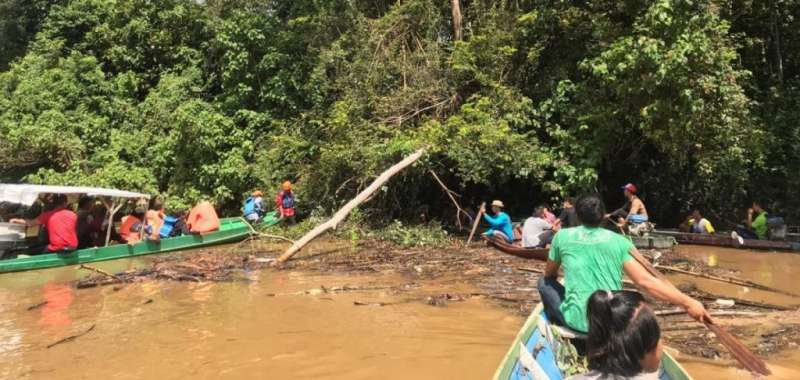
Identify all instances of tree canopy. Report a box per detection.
[0,0,797,225]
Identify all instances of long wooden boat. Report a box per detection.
[653,229,800,252]
[482,235,549,261]
[493,303,693,380]
[0,217,257,274]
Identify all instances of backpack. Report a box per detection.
[243,197,256,216]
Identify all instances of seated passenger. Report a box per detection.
[76,196,98,248]
[119,208,146,244]
[683,209,715,235]
[481,200,513,243]
[567,290,663,380]
[606,183,648,226]
[243,190,265,223]
[558,197,579,228]
[522,206,554,248]
[538,195,708,333]
[146,198,166,240]
[10,194,77,253]
[159,210,197,238]
[187,201,220,233]
[732,200,768,242]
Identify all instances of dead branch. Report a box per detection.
[275,148,427,264]
[78,264,122,282]
[428,170,469,230]
[47,324,96,349]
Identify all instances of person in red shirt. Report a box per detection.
[11,194,78,253]
[275,181,297,226]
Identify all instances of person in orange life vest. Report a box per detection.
[11,194,78,253]
[275,181,297,226]
[146,198,166,240]
[119,207,147,244]
[187,201,221,233]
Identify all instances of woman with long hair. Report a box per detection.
[569,290,663,379]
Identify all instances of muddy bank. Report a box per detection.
[71,238,800,369]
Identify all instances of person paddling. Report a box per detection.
[538,195,709,334]
[481,200,514,243]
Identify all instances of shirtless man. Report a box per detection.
[606,183,648,227]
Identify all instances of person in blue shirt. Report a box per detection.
[481,200,514,243]
[243,190,265,223]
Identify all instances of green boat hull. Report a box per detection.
[0,217,255,274]
[493,303,693,380]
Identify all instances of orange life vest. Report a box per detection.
[119,215,142,243]
[187,201,220,234]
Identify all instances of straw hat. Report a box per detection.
[252,190,263,197]
[491,200,505,208]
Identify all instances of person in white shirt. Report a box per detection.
[522,206,554,248]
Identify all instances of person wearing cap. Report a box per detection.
[481,200,514,243]
[606,183,648,227]
[243,190,265,223]
[275,181,297,226]
[539,195,709,334]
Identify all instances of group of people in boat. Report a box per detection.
[482,188,713,379]
[241,180,297,226]
[7,195,221,255]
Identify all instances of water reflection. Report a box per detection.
[39,283,74,328]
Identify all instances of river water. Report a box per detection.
[667,245,800,379]
[0,244,799,379]
[0,258,520,379]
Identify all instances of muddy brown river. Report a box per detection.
[0,258,520,379]
[0,244,799,379]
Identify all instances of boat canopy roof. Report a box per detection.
[0,184,149,206]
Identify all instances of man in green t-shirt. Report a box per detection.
[732,200,768,242]
[538,195,709,333]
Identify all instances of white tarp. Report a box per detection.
[0,184,150,206]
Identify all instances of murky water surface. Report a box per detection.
[1,243,799,379]
[670,245,800,379]
[0,258,520,379]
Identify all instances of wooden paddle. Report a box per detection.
[628,249,771,375]
[465,202,485,247]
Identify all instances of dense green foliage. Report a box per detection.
[0,0,798,226]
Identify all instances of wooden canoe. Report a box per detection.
[493,303,693,380]
[0,217,260,274]
[482,235,549,261]
[653,230,800,252]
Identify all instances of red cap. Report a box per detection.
[622,183,637,193]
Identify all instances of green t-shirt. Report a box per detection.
[752,212,768,239]
[548,226,634,332]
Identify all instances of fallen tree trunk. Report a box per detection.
[275,148,427,264]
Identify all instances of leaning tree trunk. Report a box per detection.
[274,148,427,264]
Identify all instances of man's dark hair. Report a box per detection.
[564,197,575,206]
[78,196,94,209]
[149,197,164,211]
[586,290,661,377]
[576,195,605,227]
[533,206,546,218]
[52,194,68,207]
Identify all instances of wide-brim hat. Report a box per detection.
[491,200,505,208]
